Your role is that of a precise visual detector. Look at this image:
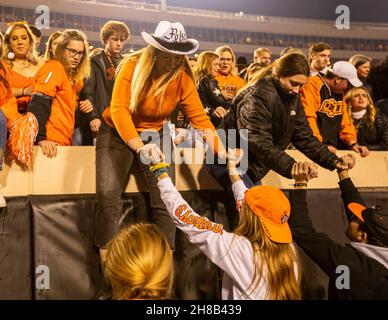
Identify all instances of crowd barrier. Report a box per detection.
[0,147,387,299]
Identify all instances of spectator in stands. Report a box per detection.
[27,29,90,158]
[308,42,331,76]
[253,47,272,66]
[0,32,37,170]
[349,54,373,97]
[345,87,388,150]
[95,21,228,260]
[153,150,303,300]
[240,48,272,80]
[79,20,130,146]
[105,223,173,300]
[194,51,231,127]
[215,45,245,99]
[289,161,388,299]
[223,53,353,186]
[301,61,369,156]
[2,23,45,113]
[44,31,64,61]
[367,55,388,102]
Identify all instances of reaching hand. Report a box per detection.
[38,140,59,159]
[291,162,309,183]
[351,144,370,158]
[327,145,338,154]
[137,143,165,165]
[90,118,101,132]
[174,128,187,145]
[212,107,228,118]
[78,100,93,113]
[336,153,356,171]
[307,162,319,180]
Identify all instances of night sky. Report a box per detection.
[167,0,388,23]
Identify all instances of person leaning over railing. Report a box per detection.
[288,160,388,299]
[153,149,304,300]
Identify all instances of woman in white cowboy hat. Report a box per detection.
[95,21,228,264]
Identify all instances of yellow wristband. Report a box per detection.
[149,163,169,172]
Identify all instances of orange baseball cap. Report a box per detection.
[245,185,292,243]
[348,202,366,223]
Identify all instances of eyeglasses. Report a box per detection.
[65,47,84,58]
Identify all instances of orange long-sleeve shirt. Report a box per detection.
[103,58,219,152]
[300,75,357,147]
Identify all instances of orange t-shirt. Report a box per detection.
[103,58,217,149]
[3,62,35,113]
[33,60,79,146]
[215,73,245,99]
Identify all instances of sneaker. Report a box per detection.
[0,184,6,208]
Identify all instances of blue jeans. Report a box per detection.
[95,123,176,249]
[0,110,7,171]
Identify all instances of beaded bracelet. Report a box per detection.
[154,167,169,178]
[149,163,169,172]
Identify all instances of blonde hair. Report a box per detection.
[215,45,238,76]
[234,202,302,300]
[194,51,219,85]
[105,223,174,300]
[119,45,193,113]
[3,23,38,66]
[345,86,376,128]
[53,29,90,84]
[44,31,63,61]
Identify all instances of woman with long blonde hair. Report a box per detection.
[153,150,302,300]
[105,223,174,300]
[95,21,228,269]
[345,86,388,150]
[27,29,91,158]
[2,23,45,113]
[194,51,231,127]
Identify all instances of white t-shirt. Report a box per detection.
[158,177,271,299]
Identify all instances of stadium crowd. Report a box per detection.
[0,18,387,299]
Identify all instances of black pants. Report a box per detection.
[95,123,176,248]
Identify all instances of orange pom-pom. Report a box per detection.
[6,112,38,169]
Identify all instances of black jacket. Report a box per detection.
[353,110,388,151]
[289,180,388,299]
[78,50,121,145]
[197,76,231,127]
[223,76,339,181]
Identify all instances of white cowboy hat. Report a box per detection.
[141,21,199,55]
